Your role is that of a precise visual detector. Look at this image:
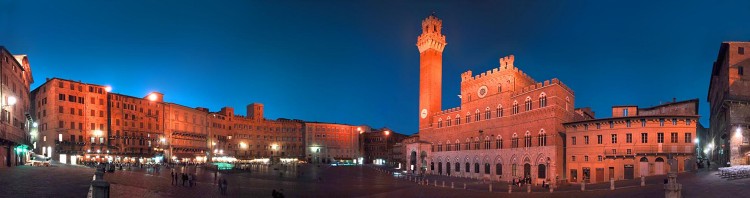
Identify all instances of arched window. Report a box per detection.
[539,92,547,108]
[438,118,443,128]
[538,164,546,178]
[524,131,532,147]
[498,84,502,93]
[437,143,443,152]
[455,162,460,172]
[455,140,461,151]
[466,113,471,124]
[525,96,532,111]
[485,107,491,120]
[512,101,519,114]
[474,137,480,150]
[496,105,503,117]
[455,114,461,125]
[431,162,435,170]
[512,133,519,148]
[446,116,452,127]
[538,129,547,146]
[496,163,503,175]
[485,163,491,174]
[465,138,471,150]
[475,109,480,121]
[465,162,470,173]
[474,163,480,173]
[496,135,503,149]
[446,141,452,151]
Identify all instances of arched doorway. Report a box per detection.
[684,158,692,172]
[523,163,531,178]
[474,163,480,173]
[639,157,649,177]
[446,162,451,176]
[655,157,665,175]
[438,162,443,175]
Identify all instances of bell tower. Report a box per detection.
[417,14,446,130]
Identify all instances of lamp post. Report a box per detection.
[383,130,391,166]
[357,127,363,165]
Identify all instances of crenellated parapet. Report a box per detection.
[460,54,535,84]
[417,15,447,53]
[436,107,462,116]
[511,78,574,97]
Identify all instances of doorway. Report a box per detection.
[596,168,604,183]
[523,163,531,178]
[624,165,634,179]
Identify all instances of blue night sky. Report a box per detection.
[2,1,749,135]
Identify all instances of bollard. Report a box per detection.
[91,179,110,198]
[664,173,682,198]
[464,183,466,189]
[451,182,454,189]
[443,181,445,187]
[427,179,429,185]
[581,181,586,191]
[641,176,645,187]
[549,184,554,193]
[508,184,512,193]
[527,183,531,193]
[434,180,437,186]
[610,178,615,190]
[489,183,493,192]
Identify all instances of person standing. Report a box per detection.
[214,171,218,184]
[171,171,176,185]
[221,178,228,195]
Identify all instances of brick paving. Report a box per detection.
[2,163,749,198]
[0,163,94,198]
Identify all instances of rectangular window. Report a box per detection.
[584,136,589,144]
[740,47,745,55]
[741,66,745,76]
[641,119,646,127]
[609,121,614,128]
[572,137,576,145]
[660,118,665,126]
[611,149,616,155]
[623,109,628,116]
[597,135,602,144]
[627,149,632,155]
[611,134,618,144]
[685,133,692,143]
[672,118,677,125]
[626,133,632,143]
[641,133,648,143]
[58,133,62,141]
[657,133,664,143]
[671,133,678,143]
[596,123,601,129]
[686,119,691,126]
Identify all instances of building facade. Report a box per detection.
[564,99,699,183]
[708,42,750,166]
[407,15,576,185]
[31,78,111,164]
[0,47,34,168]
[364,128,406,166]
[304,122,364,164]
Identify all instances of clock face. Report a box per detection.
[420,109,428,119]
[478,85,488,98]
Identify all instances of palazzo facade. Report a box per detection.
[407,15,576,185]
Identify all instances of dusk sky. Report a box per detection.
[2,1,749,134]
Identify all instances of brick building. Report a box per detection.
[708,42,750,166]
[406,14,576,185]
[30,78,111,164]
[0,47,34,168]
[228,104,307,162]
[304,122,364,164]
[564,99,699,183]
[364,128,406,166]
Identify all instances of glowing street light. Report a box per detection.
[384,130,390,136]
[32,122,38,128]
[240,142,247,149]
[694,138,699,144]
[148,93,158,101]
[736,127,743,138]
[160,137,166,143]
[7,96,17,106]
[94,130,103,137]
[105,86,112,92]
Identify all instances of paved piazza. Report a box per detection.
[3,163,750,197]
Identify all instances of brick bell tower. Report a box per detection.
[417,14,446,130]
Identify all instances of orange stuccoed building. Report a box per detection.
[564,99,700,183]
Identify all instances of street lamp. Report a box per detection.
[6,96,17,107]
[384,130,390,167]
[148,93,158,101]
[104,86,112,92]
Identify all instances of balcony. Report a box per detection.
[603,144,694,157]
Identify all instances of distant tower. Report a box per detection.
[247,103,264,121]
[417,14,447,130]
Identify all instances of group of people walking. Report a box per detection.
[171,171,198,187]
[512,175,532,187]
